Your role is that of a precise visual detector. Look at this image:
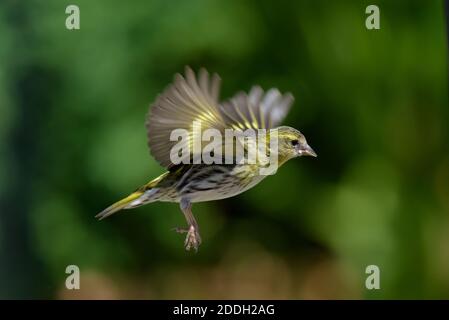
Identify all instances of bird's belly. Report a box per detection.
[188,173,266,203]
[188,186,242,203]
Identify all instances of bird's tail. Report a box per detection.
[96,172,169,220]
[95,190,144,220]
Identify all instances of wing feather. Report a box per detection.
[146,67,226,168]
[218,86,294,131]
[146,68,295,168]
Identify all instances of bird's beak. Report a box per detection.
[299,143,317,157]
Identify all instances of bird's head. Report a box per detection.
[275,126,317,164]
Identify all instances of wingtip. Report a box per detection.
[184,65,195,79]
[199,67,208,76]
[283,92,295,107]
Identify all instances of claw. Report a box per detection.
[174,225,201,251]
[172,227,189,233]
[177,199,202,251]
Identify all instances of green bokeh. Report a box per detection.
[0,0,448,299]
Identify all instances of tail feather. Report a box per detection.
[96,191,143,220]
[97,173,168,220]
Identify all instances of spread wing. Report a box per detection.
[219,86,294,131]
[146,67,226,168]
[146,67,294,168]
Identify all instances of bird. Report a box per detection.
[96,67,317,251]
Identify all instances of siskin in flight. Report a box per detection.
[97,67,316,251]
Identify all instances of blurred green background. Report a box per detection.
[1,0,448,299]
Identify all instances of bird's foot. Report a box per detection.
[173,225,202,251]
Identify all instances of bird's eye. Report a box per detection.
[291,139,299,146]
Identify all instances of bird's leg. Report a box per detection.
[173,198,202,251]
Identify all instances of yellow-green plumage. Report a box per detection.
[97,67,316,251]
